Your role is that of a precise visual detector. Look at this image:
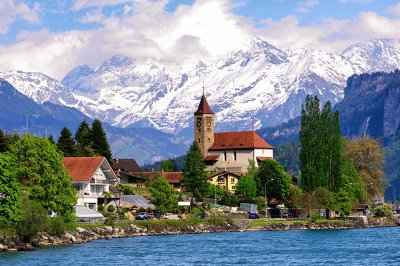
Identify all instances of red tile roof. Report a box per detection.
[63,157,105,182]
[112,158,142,172]
[209,131,274,150]
[133,172,183,184]
[194,94,214,115]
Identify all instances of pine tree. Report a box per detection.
[182,142,208,196]
[57,127,77,157]
[75,120,94,156]
[48,135,56,146]
[90,119,112,163]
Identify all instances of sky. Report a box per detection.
[0,0,400,79]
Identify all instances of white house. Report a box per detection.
[63,157,119,211]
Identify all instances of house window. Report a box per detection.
[217,176,225,183]
[231,178,235,183]
[233,151,237,161]
[224,151,227,161]
[232,186,236,190]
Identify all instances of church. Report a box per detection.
[193,90,274,191]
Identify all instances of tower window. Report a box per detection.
[208,137,211,143]
[223,151,227,161]
[233,151,237,161]
[198,138,201,143]
[207,128,211,132]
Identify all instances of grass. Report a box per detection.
[250,218,345,227]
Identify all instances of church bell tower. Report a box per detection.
[194,86,214,157]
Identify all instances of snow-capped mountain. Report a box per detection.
[2,37,400,137]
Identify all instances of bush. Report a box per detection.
[104,213,118,226]
[16,199,47,242]
[310,211,320,222]
[107,204,115,213]
[373,204,393,218]
[97,205,104,212]
[46,216,67,237]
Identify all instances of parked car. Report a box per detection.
[249,213,260,219]
[282,212,293,218]
[135,212,150,220]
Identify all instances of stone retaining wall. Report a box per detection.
[0,217,397,252]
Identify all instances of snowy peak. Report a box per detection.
[97,55,135,72]
[221,36,288,68]
[0,70,76,106]
[343,39,400,73]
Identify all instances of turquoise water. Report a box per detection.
[1,227,400,265]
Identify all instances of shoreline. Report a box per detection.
[1,217,398,252]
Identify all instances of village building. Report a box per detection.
[120,171,184,192]
[111,158,142,173]
[193,91,274,191]
[63,157,119,211]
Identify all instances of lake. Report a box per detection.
[1,227,400,265]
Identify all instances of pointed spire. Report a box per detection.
[194,84,214,115]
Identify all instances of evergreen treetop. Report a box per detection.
[90,119,112,163]
[182,141,208,196]
[57,127,77,157]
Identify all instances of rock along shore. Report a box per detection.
[0,217,397,252]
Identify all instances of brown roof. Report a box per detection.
[133,172,183,184]
[63,157,105,182]
[209,131,274,150]
[194,94,214,115]
[256,157,275,161]
[112,158,142,172]
[204,154,219,161]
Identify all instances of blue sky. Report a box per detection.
[0,0,399,79]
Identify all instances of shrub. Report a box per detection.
[46,216,67,237]
[373,204,393,218]
[16,199,47,242]
[104,213,118,226]
[310,211,320,222]
[97,205,104,212]
[107,204,115,213]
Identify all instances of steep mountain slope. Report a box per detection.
[0,79,187,164]
[5,38,400,137]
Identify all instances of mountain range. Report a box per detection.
[0,79,187,165]
[2,38,400,138]
[1,37,400,164]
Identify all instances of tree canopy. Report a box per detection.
[90,119,112,163]
[300,96,343,192]
[57,127,77,157]
[235,174,257,200]
[0,153,22,223]
[255,159,291,203]
[149,176,177,213]
[10,134,77,225]
[161,159,176,172]
[344,136,385,202]
[182,142,208,197]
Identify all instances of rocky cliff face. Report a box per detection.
[337,70,400,142]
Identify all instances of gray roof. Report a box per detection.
[121,195,155,209]
[75,205,105,218]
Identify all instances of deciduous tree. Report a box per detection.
[11,134,77,226]
[0,153,21,223]
[149,176,177,213]
[255,159,291,203]
[235,175,257,200]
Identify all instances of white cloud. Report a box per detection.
[0,0,41,34]
[1,0,400,80]
[296,0,320,13]
[73,0,132,10]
